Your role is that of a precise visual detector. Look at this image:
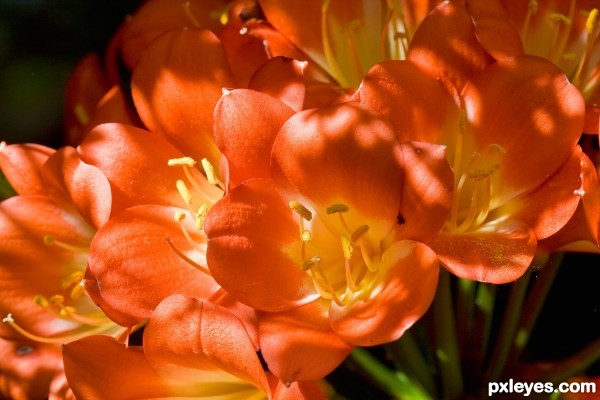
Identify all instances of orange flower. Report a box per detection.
[245,0,442,87]
[206,94,453,381]
[63,295,325,400]
[354,1,588,283]
[0,143,127,343]
[465,0,600,134]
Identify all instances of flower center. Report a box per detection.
[445,114,506,233]
[166,157,223,275]
[289,200,383,308]
[320,0,413,87]
[2,237,128,344]
[519,1,599,95]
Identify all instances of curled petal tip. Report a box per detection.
[222,88,232,96]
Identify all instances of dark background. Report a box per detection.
[0,0,142,147]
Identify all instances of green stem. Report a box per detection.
[456,278,475,359]
[484,270,532,384]
[505,252,564,369]
[469,281,496,392]
[386,330,437,397]
[433,268,463,399]
[350,347,432,399]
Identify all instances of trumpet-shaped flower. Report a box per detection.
[63,295,325,400]
[206,95,453,381]
[0,143,126,343]
[354,1,588,283]
[465,0,600,134]
[245,0,442,87]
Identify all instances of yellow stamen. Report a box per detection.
[166,237,211,276]
[572,8,599,88]
[301,230,312,243]
[182,1,202,28]
[74,104,89,126]
[168,157,196,167]
[351,224,369,243]
[43,235,88,253]
[173,210,186,221]
[195,204,208,230]
[326,203,350,214]
[341,234,353,260]
[586,8,599,34]
[289,201,313,221]
[176,180,193,205]
[201,158,219,186]
[3,313,120,344]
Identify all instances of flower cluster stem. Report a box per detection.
[349,347,432,399]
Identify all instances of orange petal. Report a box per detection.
[271,102,403,222]
[248,56,307,112]
[213,88,294,186]
[273,380,327,400]
[131,28,235,166]
[462,55,585,203]
[145,295,270,393]
[257,0,326,69]
[464,0,524,60]
[118,0,227,71]
[0,143,53,196]
[502,146,583,240]
[354,60,461,143]
[408,1,493,96]
[205,178,318,312]
[42,147,112,230]
[259,300,353,383]
[217,22,269,87]
[329,241,439,346]
[63,336,197,399]
[431,218,537,283]
[87,205,220,325]
[79,123,221,215]
[395,142,454,243]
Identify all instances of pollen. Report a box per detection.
[341,234,353,260]
[176,180,193,205]
[289,201,313,221]
[195,204,208,230]
[301,229,312,243]
[168,157,196,167]
[201,158,219,185]
[173,210,187,221]
[586,9,599,34]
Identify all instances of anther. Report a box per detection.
[341,234,353,260]
[168,157,196,167]
[302,256,321,271]
[195,204,208,230]
[176,180,193,205]
[289,201,313,221]
[301,230,312,243]
[173,211,186,221]
[201,158,219,185]
[351,225,369,242]
[586,9,598,35]
[326,203,349,214]
[548,13,572,25]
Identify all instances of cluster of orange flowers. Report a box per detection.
[0,0,599,399]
